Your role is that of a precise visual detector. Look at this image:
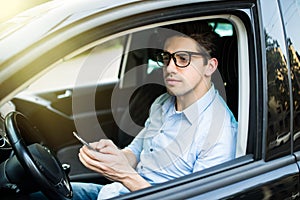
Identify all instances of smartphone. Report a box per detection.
[73,131,97,151]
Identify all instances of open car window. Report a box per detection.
[11,13,250,193]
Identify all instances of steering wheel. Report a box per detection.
[4,111,72,199]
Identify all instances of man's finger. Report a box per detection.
[96,139,115,150]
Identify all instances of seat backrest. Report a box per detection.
[116,68,166,148]
[217,35,239,119]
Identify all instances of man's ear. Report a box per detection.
[205,58,218,76]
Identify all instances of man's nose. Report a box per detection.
[165,58,177,73]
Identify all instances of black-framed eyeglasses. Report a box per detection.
[156,51,206,68]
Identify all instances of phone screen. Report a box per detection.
[73,132,97,151]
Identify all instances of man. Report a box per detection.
[72,22,238,200]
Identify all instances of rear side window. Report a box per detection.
[279,0,300,151]
[261,0,291,160]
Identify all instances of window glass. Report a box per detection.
[25,37,125,93]
[279,0,300,151]
[209,22,234,37]
[261,0,291,160]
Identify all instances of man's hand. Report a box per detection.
[78,139,151,191]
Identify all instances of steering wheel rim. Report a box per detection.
[4,111,72,199]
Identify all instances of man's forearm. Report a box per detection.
[122,172,151,191]
[121,149,151,191]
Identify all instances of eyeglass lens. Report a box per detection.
[157,52,190,68]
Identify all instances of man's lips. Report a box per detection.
[165,78,181,85]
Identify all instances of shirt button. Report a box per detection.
[150,148,153,152]
[141,165,143,169]
[160,130,164,133]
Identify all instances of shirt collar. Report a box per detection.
[161,94,176,116]
[183,84,216,124]
[162,84,217,124]
[161,84,217,124]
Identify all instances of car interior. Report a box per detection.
[0,16,246,196]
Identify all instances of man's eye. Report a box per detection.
[176,54,189,62]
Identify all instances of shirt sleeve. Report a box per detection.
[193,123,237,172]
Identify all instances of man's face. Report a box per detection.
[163,36,212,98]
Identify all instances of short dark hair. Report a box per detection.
[160,21,220,59]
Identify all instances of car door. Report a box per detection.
[106,0,300,199]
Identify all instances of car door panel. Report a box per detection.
[116,155,299,199]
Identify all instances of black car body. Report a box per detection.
[0,0,299,199]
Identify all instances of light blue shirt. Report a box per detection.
[98,85,238,199]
